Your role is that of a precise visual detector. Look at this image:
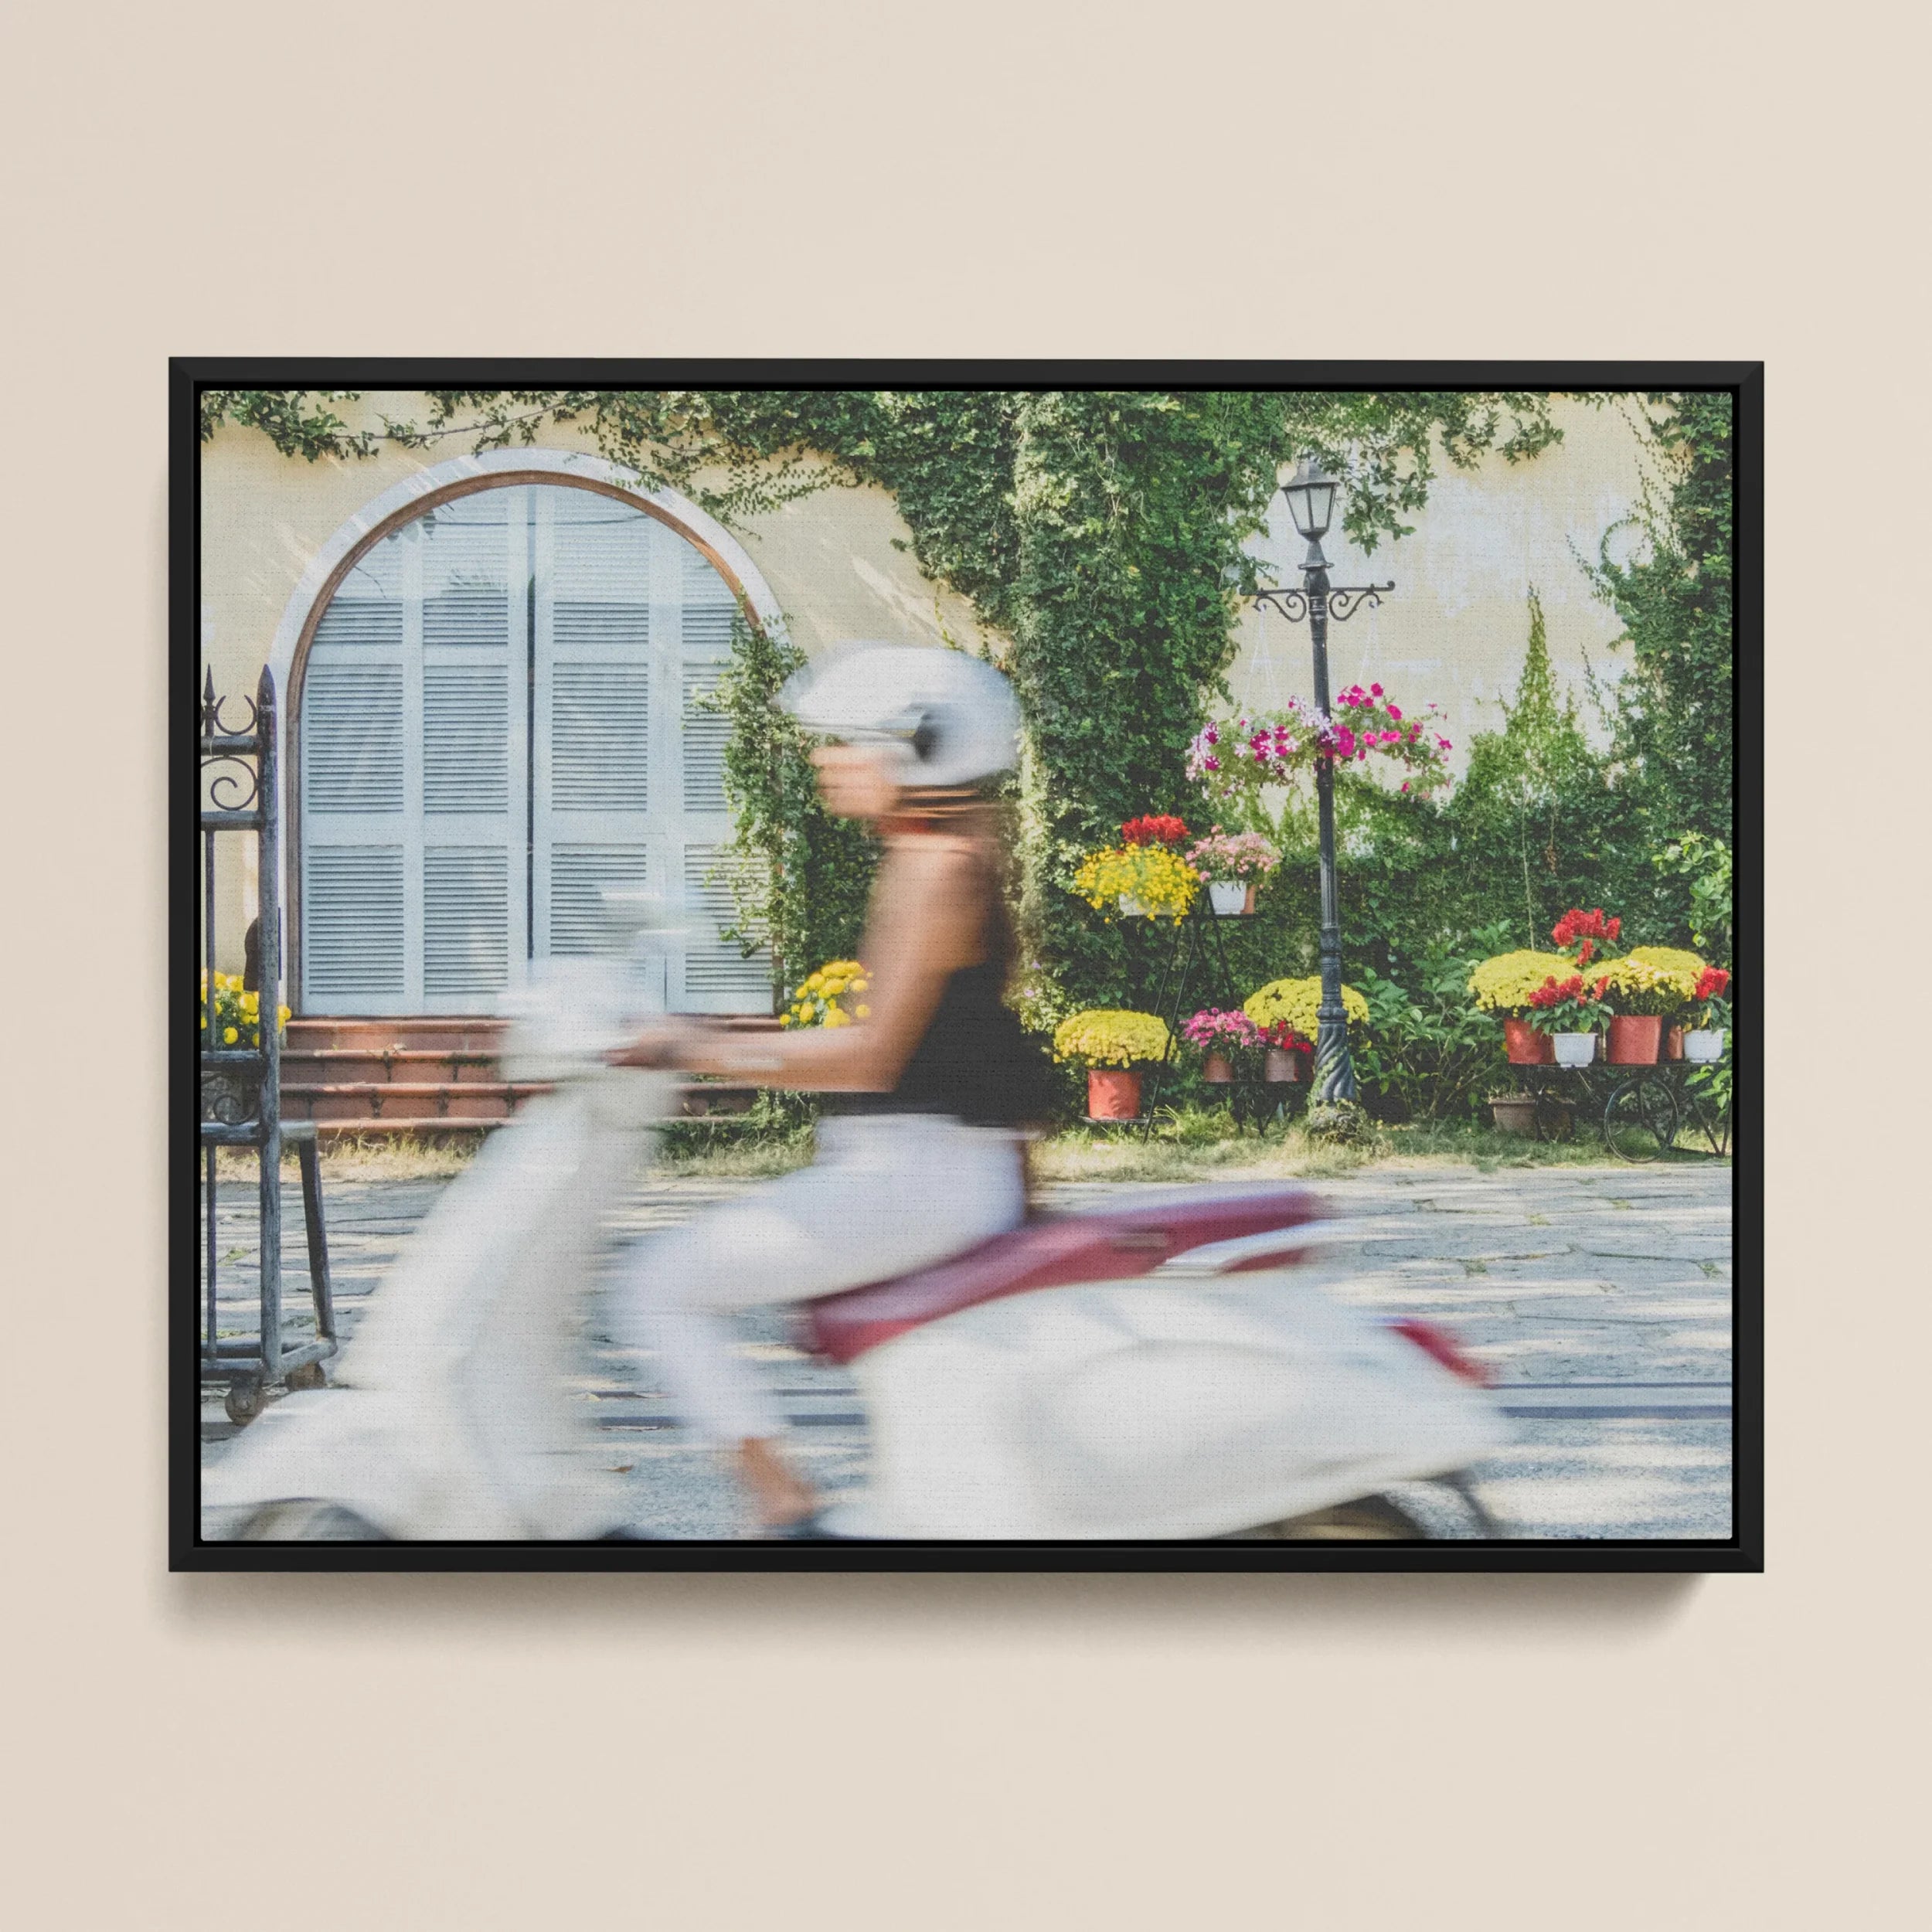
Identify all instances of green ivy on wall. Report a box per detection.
[208,386,1733,1022]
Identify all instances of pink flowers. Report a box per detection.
[1187,682,1453,804]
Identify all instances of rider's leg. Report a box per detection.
[620,1114,1025,1525]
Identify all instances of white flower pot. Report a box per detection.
[1117,894,1151,917]
[1208,880,1250,917]
[1553,1031,1596,1068]
[1683,1028,1726,1063]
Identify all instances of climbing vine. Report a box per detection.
[206,384,1594,1014]
[702,613,876,986]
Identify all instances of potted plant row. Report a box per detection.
[1471,906,1730,1070]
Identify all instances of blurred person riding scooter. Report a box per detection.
[609,643,1054,1535]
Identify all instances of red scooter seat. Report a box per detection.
[806,1187,1328,1365]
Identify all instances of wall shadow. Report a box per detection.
[168,1565,1701,1645]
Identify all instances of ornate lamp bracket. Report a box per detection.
[1246,582,1396,626]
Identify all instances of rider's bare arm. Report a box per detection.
[617,838,985,1090]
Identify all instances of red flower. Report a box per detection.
[1553,906,1620,956]
[1695,966,1730,1001]
[1121,814,1189,848]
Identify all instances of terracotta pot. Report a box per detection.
[1665,1025,1685,1060]
[1264,1046,1308,1083]
[1607,1014,1663,1065]
[1504,1016,1556,1066]
[1489,1095,1539,1136]
[1087,1067,1142,1120]
[1202,1053,1235,1083]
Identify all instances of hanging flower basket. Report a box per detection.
[1187,685,1454,833]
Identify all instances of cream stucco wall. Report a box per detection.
[197,394,1006,706]
[201,389,1645,748]
[1227,396,1648,761]
[198,392,1646,975]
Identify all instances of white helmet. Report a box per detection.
[779,641,1019,787]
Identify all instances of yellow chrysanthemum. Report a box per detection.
[1070,845,1199,922]
[1243,977,1368,1040]
[1467,951,1576,1014]
[1051,1009,1171,1069]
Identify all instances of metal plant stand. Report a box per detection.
[200,669,336,1424]
[1106,900,1301,1137]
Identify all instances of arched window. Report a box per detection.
[295,480,767,1015]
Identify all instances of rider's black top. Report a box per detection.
[830,848,1055,1129]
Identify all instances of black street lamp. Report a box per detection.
[1244,456,1393,1105]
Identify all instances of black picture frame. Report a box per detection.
[174,358,1761,1574]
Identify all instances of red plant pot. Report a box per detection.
[1202,1053,1235,1084]
[1504,1016,1556,1066]
[1087,1068,1142,1120]
[1607,1015,1663,1065]
[1665,1026,1685,1060]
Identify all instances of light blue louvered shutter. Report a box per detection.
[300,530,417,1012]
[300,498,526,1013]
[532,488,656,962]
[418,494,526,1007]
[677,843,773,1007]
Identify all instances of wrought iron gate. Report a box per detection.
[200,668,336,1424]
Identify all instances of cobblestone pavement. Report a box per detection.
[199,1162,1733,1542]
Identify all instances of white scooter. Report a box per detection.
[206,928,1510,1544]
[202,946,674,1542]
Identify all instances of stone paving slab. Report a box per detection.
[199,1162,1734,1542]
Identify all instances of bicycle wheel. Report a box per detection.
[1603,1079,1679,1162]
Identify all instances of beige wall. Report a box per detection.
[198,395,1005,705]
[204,389,1648,766]
[198,393,1644,971]
[1226,396,1648,762]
